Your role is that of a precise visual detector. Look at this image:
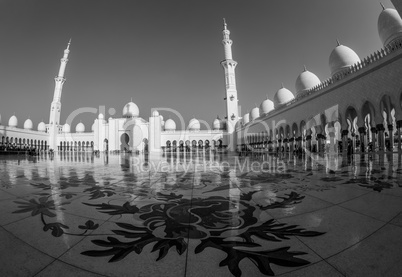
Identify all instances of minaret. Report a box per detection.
[220,19,239,134]
[48,39,71,150]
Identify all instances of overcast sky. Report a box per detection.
[0,0,394,131]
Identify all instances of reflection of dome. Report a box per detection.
[37,122,46,132]
[76,122,85,133]
[243,113,250,124]
[91,123,95,132]
[122,101,139,118]
[295,67,321,95]
[250,107,260,121]
[260,98,275,114]
[23,119,33,130]
[8,115,18,127]
[152,110,159,117]
[165,119,176,131]
[188,118,200,130]
[62,123,71,133]
[329,43,360,76]
[378,7,402,46]
[274,86,295,107]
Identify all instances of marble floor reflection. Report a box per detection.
[0,151,401,277]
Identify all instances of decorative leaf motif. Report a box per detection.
[195,238,311,277]
[82,233,160,262]
[84,187,115,199]
[151,238,188,261]
[241,219,325,243]
[78,220,99,230]
[43,222,69,237]
[83,202,139,215]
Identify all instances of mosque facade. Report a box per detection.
[1,4,402,154]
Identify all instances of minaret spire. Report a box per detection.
[48,40,71,150]
[220,19,239,138]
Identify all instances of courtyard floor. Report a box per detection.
[0,151,401,277]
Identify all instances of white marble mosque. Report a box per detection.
[1,5,402,155]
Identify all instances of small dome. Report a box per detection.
[75,122,85,133]
[243,113,250,124]
[250,107,260,121]
[159,115,164,121]
[37,122,46,132]
[213,117,222,130]
[98,113,104,119]
[295,68,321,95]
[260,98,275,114]
[274,86,295,107]
[62,123,71,133]
[188,118,200,130]
[23,119,33,130]
[164,119,176,131]
[329,43,360,76]
[8,115,18,127]
[122,101,139,118]
[152,110,159,117]
[378,8,402,46]
[91,122,95,132]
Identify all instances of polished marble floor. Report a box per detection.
[0,151,401,277]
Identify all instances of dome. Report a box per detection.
[75,122,85,133]
[62,123,71,133]
[260,98,275,114]
[23,119,33,130]
[122,101,139,118]
[329,43,360,76]
[378,7,402,46]
[243,113,250,124]
[159,115,164,121]
[37,122,46,132]
[8,115,18,127]
[91,123,95,132]
[152,110,159,117]
[295,67,321,95]
[250,107,260,121]
[188,118,200,130]
[98,113,104,119]
[164,119,176,131]
[213,117,222,130]
[274,86,295,107]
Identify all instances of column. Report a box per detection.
[358,127,366,152]
[397,120,402,152]
[341,130,348,154]
[377,124,385,152]
[289,138,294,154]
[371,127,377,152]
[306,135,312,152]
[388,124,394,152]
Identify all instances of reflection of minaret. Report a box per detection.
[221,19,239,134]
[48,39,71,150]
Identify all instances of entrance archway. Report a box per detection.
[120,133,129,151]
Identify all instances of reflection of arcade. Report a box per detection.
[164,139,223,152]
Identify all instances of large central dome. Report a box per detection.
[122,101,139,118]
